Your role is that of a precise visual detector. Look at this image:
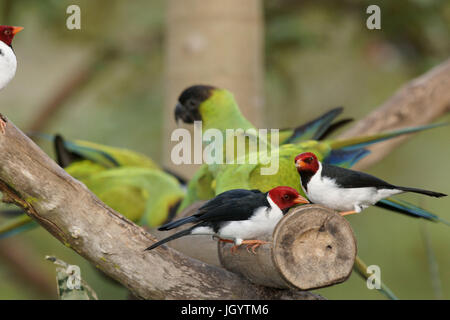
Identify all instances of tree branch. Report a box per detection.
[339,58,450,170]
[0,120,321,300]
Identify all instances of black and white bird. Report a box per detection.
[0,25,23,133]
[145,186,308,252]
[295,152,446,216]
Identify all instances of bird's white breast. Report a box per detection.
[0,41,17,91]
[304,163,401,212]
[218,195,283,241]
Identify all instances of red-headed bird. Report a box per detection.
[0,25,23,133]
[295,152,446,216]
[145,186,308,252]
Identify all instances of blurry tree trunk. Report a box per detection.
[163,0,264,177]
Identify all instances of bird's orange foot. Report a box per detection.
[217,238,239,254]
[230,244,240,254]
[0,114,7,134]
[241,239,271,254]
[340,210,357,216]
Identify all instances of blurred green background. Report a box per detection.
[0,0,449,299]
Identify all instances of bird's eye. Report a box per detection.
[283,194,289,200]
[308,157,314,162]
[188,99,196,107]
[4,30,11,35]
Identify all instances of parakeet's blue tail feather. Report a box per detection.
[376,198,450,226]
[285,107,348,143]
[0,219,36,240]
[325,148,371,168]
[330,122,448,151]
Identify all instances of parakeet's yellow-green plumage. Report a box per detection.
[82,167,185,227]
[53,136,161,169]
[0,135,186,238]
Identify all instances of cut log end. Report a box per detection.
[219,204,357,290]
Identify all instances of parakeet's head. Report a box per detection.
[175,85,216,124]
[174,85,251,133]
[0,26,23,47]
[295,152,320,174]
[268,186,309,210]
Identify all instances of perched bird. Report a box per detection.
[295,152,447,216]
[146,186,308,252]
[0,25,23,133]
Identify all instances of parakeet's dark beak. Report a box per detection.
[174,102,200,124]
[174,102,184,125]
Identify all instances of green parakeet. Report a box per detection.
[174,85,352,145]
[0,135,186,238]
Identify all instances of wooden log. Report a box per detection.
[218,205,357,290]
[155,203,357,290]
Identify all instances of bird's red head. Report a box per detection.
[0,26,23,47]
[268,186,309,210]
[295,152,319,174]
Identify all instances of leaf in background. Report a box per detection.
[46,256,98,300]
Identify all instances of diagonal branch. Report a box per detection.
[0,120,320,300]
[339,58,450,170]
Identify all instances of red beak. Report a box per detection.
[12,26,24,35]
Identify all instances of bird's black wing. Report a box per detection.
[196,189,261,214]
[158,189,264,231]
[195,189,268,222]
[321,163,396,189]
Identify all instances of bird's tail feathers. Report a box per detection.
[354,256,399,300]
[0,214,35,239]
[329,122,448,151]
[145,227,194,251]
[285,107,348,143]
[54,134,80,168]
[158,215,198,231]
[0,208,25,218]
[319,118,354,140]
[377,198,450,226]
[395,186,447,198]
[29,132,119,168]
